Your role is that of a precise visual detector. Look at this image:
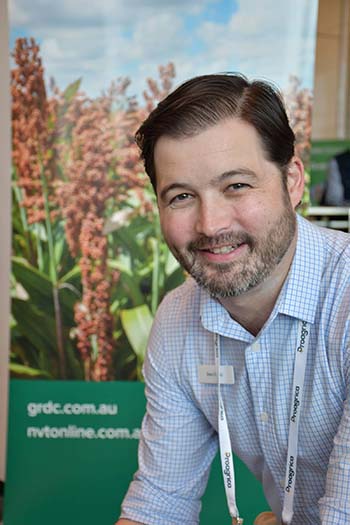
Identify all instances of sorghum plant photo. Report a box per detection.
[10,38,312,381]
[10,37,183,381]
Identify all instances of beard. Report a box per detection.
[169,203,296,299]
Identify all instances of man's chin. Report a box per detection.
[190,272,247,298]
[189,263,272,299]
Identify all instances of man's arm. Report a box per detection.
[118,349,217,523]
[318,303,350,522]
[117,288,218,524]
[318,392,350,521]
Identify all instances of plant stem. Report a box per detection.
[35,223,44,272]
[40,157,66,378]
[52,284,66,377]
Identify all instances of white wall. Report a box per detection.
[312,0,350,138]
[0,0,12,482]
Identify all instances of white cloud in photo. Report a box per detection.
[10,0,209,96]
[195,0,318,89]
[9,0,215,28]
[9,0,318,98]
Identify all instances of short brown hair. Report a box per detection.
[135,73,295,191]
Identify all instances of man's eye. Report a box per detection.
[227,183,249,191]
[169,193,192,206]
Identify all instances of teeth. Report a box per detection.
[209,245,236,254]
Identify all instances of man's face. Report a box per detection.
[155,117,302,298]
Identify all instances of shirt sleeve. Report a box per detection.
[120,296,218,525]
[318,311,350,523]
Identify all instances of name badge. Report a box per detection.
[198,364,235,384]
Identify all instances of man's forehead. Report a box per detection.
[154,118,267,168]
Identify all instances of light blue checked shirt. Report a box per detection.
[121,215,350,524]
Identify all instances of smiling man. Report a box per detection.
[116,74,350,525]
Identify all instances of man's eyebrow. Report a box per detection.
[216,169,258,182]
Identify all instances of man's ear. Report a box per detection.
[286,157,305,209]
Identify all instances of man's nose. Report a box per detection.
[195,197,233,237]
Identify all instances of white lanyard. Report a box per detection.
[281,320,310,524]
[214,320,310,525]
[215,333,243,524]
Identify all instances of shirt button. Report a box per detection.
[260,412,269,422]
[251,341,260,352]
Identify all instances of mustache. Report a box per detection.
[188,231,254,251]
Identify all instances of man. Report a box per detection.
[116,74,350,524]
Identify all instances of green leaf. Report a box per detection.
[164,267,185,293]
[120,305,153,362]
[108,259,132,275]
[12,257,77,323]
[59,265,81,284]
[12,299,58,358]
[9,362,52,379]
[63,78,81,102]
[118,272,145,306]
[165,249,180,276]
[113,228,146,261]
[64,340,84,379]
[12,256,54,306]
[54,235,65,268]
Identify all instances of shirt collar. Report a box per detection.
[276,214,324,324]
[200,289,253,342]
[200,215,324,337]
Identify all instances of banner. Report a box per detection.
[5,1,319,523]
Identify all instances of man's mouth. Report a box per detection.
[206,244,241,254]
[189,234,252,259]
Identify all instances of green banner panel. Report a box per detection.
[4,380,268,524]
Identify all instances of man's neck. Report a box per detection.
[218,233,298,337]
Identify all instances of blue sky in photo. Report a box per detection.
[9,0,318,100]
